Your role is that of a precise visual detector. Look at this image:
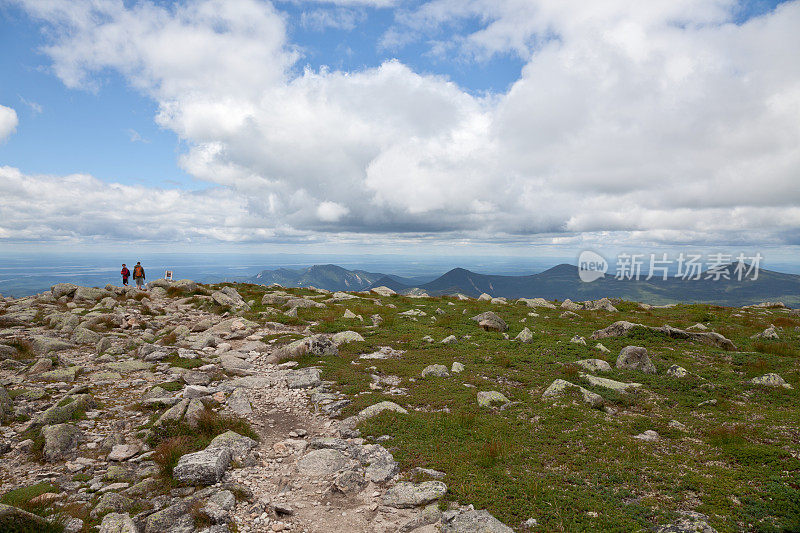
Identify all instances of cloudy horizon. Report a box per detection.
[1,0,799,258]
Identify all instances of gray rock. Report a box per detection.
[441,335,458,344]
[570,335,587,345]
[207,430,257,458]
[356,444,398,483]
[220,354,252,375]
[226,388,252,415]
[31,335,74,355]
[383,481,447,508]
[581,373,641,392]
[108,444,140,461]
[51,283,79,299]
[442,506,513,532]
[73,286,112,302]
[515,327,533,343]
[306,335,338,356]
[173,447,232,485]
[752,325,780,340]
[542,379,603,407]
[616,346,656,374]
[477,391,509,408]
[574,359,611,372]
[334,470,367,493]
[284,297,325,310]
[470,311,508,332]
[144,502,194,533]
[421,364,450,378]
[355,401,408,422]
[451,361,465,373]
[666,364,688,378]
[42,423,81,462]
[561,299,583,311]
[0,386,12,422]
[634,430,660,442]
[331,330,364,345]
[750,373,793,389]
[99,512,138,533]
[592,321,737,351]
[583,297,618,312]
[286,367,322,389]
[37,394,94,425]
[656,511,717,533]
[518,298,555,309]
[297,448,354,476]
[371,286,396,297]
[92,493,133,518]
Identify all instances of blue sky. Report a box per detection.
[0,0,798,261]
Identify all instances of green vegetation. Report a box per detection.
[149,408,258,479]
[164,356,204,369]
[235,283,800,532]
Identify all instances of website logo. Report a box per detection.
[578,251,608,283]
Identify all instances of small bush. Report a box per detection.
[476,436,506,468]
[159,332,178,346]
[152,436,192,478]
[159,381,184,392]
[3,338,34,360]
[164,356,203,369]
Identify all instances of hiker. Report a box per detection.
[132,262,146,290]
[120,264,130,286]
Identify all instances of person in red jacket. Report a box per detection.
[121,264,130,286]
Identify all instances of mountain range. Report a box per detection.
[248,263,800,307]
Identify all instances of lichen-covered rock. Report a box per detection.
[421,364,449,378]
[666,365,688,378]
[173,447,232,485]
[616,346,656,374]
[331,330,364,345]
[37,394,94,425]
[517,298,555,309]
[286,367,322,389]
[750,373,792,389]
[542,379,603,407]
[99,512,138,533]
[441,506,514,533]
[0,386,11,422]
[297,448,354,476]
[371,286,396,297]
[656,511,718,533]
[383,481,447,508]
[51,283,79,298]
[470,312,508,332]
[42,423,82,462]
[477,390,509,407]
[515,327,533,343]
[355,401,408,422]
[573,359,611,372]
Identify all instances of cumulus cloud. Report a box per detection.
[0,105,19,141]
[300,7,366,30]
[9,0,800,248]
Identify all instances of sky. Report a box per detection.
[0,0,799,262]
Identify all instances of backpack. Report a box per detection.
[133,265,143,277]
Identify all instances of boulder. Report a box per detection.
[284,298,325,310]
[99,512,138,533]
[442,506,513,533]
[616,346,656,374]
[515,328,533,343]
[581,373,641,392]
[451,361,465,373]
[477,391,509,408]
[441,335,458,344]
[31,335,74,355]
[144,502,194,533]
[42,423,81,462]
[470,312,508,332]
[226,388,252,415]
[583,297,618,312]
[383,481,447,508]
[37,394,94,425]
[750,373,792,389]
[517,298,555,309]
[751,325,780,340]
[371,286,396,297]
[355,401,408,422]
[561,299,583,311]
[331,331,364,345]
[73,286,112,302]
[297,448,354,476]
[591,321,737,351]
[573,359,612,373]
[173,447,232,485]
[92,493,134,518]
[570,335,587,345]
[542,379,603,407]
[51,283,79,299]
[421,364,450,378]
[666,365,688,378]
[286,367,322,389]
[0,386,11,422]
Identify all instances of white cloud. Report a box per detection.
[9,0,800,248]
[300,8,365,30]
[316,201,349,222]
[0,105,19,141]
[127,129,150,143]
[18,96,43,114]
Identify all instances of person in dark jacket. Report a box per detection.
[132,262,146,290]
[121,264,130,286]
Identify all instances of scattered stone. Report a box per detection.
[570,335,586,345]
[42,423,82,462]
[591,321,737,351]
[573,359,611,372]
[477,391,509,408]
[750,373,793,389]
[99,512,138,533]
[441,505,513,533]
[616,346,656,374]
[666,365,688,378]
[421,364,450,378]
[108,444,140,461]
[451,361,465,373]
[331,330,364,345]
[440,335,458,344]
[470,312,508,332]
[656,511,718,533]
[371,286,396,297]
[515,327,533,343]
[355,401,408,422]
[751,325,779,340]
[542,379,603,407]
[297,448,353,476]
[633,430,659,442]
[383,481,447,508]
